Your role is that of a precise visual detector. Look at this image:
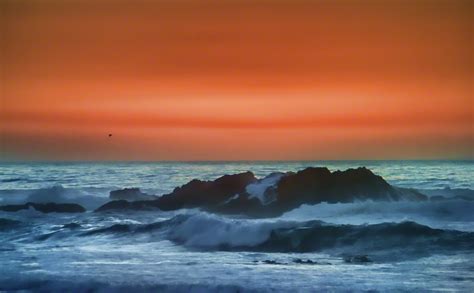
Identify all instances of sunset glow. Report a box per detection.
[1,0,473,161]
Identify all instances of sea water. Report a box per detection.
[1,161,473,292]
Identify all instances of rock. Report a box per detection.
[158,171,257,210]
[276,167,395,204]
[219,167,427,217]
[109,188,157,201]
[210,194,264,216]
[293,258,317,264]
[95,200,156,212]
[264,167,426,216]
[96,171,257,212]
[343,255,372,263]
[245,172,286,205]
[95,167,427,216]
[0,202,86,213]
[261,260,283,265]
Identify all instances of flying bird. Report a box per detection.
[108,134,112,137]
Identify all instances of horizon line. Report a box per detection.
[1,158,473,164]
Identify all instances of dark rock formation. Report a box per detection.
[96,171,257,212]
[218,167,427,217]
[109,188,157,201]
[212,194,263,215]
[158,171,257,210]
[0,202,86,213]
[272,167,426,208]
[277,167,399,203]
[95,167,427,217]
[95,200,156,212]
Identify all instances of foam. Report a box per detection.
[245,172,285,205]
[164,215,474,258]
[76,212,474,259]
[0,185,109,210]
[281,199,474,231]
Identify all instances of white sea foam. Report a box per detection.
[245,172,285,204]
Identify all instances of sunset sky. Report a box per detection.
[1,0,473,161]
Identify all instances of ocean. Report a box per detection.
[1,161,473,292]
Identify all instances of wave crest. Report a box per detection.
[78,213,474,259]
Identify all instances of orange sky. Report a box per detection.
[1,0,473,161]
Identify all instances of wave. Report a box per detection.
[0,185,109,210]
[419,187,474,201]
[281,199,474,231]
[251,221,474,253]
[0,178,25,183]
[77,213,474,260]
[0,279,253,293]
[0,218,21,230]
[79,215,187,237]
[81,223,132,236]
[165,214,474,255]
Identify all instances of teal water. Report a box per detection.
[0,161,473,292]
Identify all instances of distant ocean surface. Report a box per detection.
[1,160,473,292]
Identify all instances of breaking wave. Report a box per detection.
[74,213,474,259]
[281,199,474,231]
[0,185,109,210]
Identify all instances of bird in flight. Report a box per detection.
[108,134,112,137]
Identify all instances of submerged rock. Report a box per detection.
[0,202,86,213]
[293,258,317,265]
[258,260,284,265]
[343,255,372,264]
